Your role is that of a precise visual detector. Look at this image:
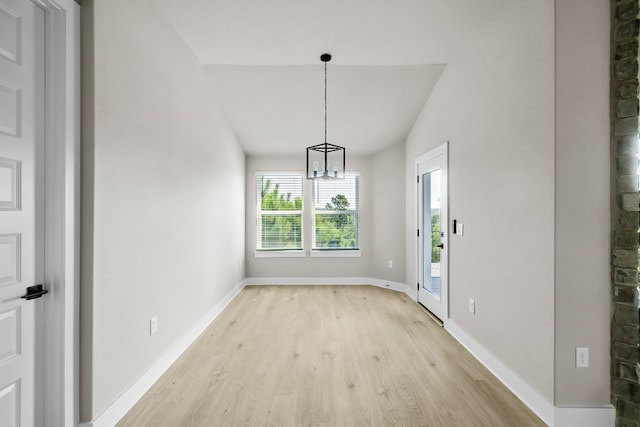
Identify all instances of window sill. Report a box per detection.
[254,250,306,258]
[309,250,361,258]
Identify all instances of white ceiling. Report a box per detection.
[154,0,503,155]
[207,64,444,156]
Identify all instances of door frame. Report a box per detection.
[31,1,80,425]
[416,142,449,320]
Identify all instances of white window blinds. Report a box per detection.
[256,174,304,251]
[312,175,359,250]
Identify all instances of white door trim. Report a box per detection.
[415,142,449,320]
[415,142,447,165]
[31,1,80,426]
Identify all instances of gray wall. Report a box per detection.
[404,0,610,406]
[370,142,406,283]
[81,0,246,420]
[555,0,610,406]
[405,1,556,400]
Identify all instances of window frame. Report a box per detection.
[254,172,305,256]
[253,171,362,259]
[310,173,361,256]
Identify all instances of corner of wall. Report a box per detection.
[79,0,95,421]
[369,142,407,283]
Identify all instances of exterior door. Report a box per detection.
[417,143,448,321]
[0,0,45,425]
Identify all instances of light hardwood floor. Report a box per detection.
[118,286,545,426]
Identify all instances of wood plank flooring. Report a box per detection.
[117,286,545,427]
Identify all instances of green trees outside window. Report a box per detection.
[257,176,303,250]
[431,213,441,263]
[313,176,359,250]
[315,194,357,249]
[256,174,360,252]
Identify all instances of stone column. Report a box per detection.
[611,1,640,425]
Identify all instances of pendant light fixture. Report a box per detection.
[306,53,346,180]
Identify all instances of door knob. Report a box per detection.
[20,284,49,300]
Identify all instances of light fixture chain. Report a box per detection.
[324,61,327,144]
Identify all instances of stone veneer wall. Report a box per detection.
[612,1,640,425]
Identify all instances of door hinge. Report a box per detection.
[417,282,420,290]
[417,175,419,183]
[417,229,420,237]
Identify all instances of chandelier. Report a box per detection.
[306,53,345,179]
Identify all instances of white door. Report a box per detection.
[417,143,448,321]
[0,1,45,426]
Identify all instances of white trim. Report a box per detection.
[309,250,361,258]
[367,277,414,296]
[415,142,447,164]
[245,276,373,285]
[30,1,81,426]
[79,280,247,427]
[445,320,614,427]
[415,142,449,321]
[445,319,554,424]
[245,276,414,297]
[255,172,305,253]
[311,173,361,252]
[254,170,304,177]
[254,250,306,258]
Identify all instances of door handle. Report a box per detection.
[436,243,444,249]
[20,284,48,300]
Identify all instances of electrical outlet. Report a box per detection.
[150,316,158,335]
[576,347,589,367]
[388,260,393,269]
[468,298,475,314]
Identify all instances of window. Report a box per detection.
[256,174,303,251]
[312,175,359,250]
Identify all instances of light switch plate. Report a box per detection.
[150,316,158,335]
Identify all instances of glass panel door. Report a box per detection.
[422,169,441,299]
[417,142,448,321]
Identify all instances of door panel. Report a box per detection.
[421,169,441,299]
[0,306,20,364]
[417,143,448,321]
[0,0,44,425]
[0,381,19,426]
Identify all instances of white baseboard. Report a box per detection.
[245,276,415,298]
[445,320,555,424]
[445,320,614,427]
[79,280,247,427]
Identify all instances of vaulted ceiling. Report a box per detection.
[153,0,503,155]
